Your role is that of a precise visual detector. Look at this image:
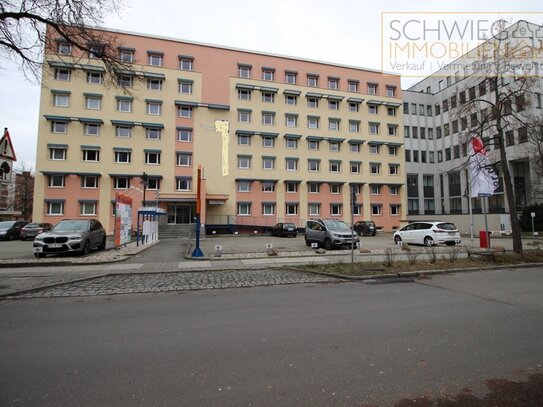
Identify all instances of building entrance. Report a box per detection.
[167,203,196,224]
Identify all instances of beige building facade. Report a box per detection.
[34,28,407,233]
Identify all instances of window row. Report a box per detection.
[236,181,400,195]
[45,200,99,216]
[236,156,399,175]
[45,175,193,191]
[56,41,194,70]
[236,202,400,217]
[48,148,193,166]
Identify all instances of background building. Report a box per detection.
[34,28,407,234]
[403,20,543,234]
[0,128,21,221]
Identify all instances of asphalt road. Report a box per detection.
[1,267,542,406]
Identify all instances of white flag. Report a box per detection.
[468,136,499,198]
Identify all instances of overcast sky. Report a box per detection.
[0,0,540,169]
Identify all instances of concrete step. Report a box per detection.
[159,224,194,239]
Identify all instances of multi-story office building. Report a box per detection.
[403,20,543,232]
[34,28,406,233]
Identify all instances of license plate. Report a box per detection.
[48,243,62,248]
[448,232,456,235]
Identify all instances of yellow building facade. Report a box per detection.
[34,29,407,233]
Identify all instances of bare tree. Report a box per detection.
[452,21,542,253]
[13,161,34,220]
[0,0,129,83]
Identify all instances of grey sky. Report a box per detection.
[0,0,539,168]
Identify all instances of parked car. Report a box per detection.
[305,219,359,250]
[0,220,29,241]
[271,222,297,237]
[33,219,106,258]
[353,220,377,236]
[393,221,461,247]
[20,223,53,240]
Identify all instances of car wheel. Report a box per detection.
[372,232,376,236]
[81,240,91,256]
[34,253,45,259]
[305,238,311,246]
[20,236,26,241]
[98,237,106,251]
[394,235,402,245]
[7,233,13,241]
[323,238,333,250]
[424,236,435,247]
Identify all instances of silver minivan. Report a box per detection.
[305,219,359,250]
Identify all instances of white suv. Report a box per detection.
[393,221,461,247]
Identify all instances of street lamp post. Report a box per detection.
[141,172,148,207]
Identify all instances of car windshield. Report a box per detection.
[52,221,90,232]
[0,221,16,228]
[323,220,350,230]
[436,223,457,231]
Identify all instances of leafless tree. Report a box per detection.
[13,161,34,220]
[0,0,129,84]
[451,21,542,253]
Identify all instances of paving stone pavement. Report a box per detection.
[7,269,341,299]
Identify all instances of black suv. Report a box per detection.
[353,221,376,236]
[0,220,29,240]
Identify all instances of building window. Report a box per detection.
[145,128,162,140]
[176,178,192,191]
[146,102,162,115]
[53,93,69,107]
[387,107,396,116]
[388,125,397,136]
[238,110,251,123]
[285,114,298,127]
[237,134,251,146]
[117,75,133,87]
[369,122,379,135]
[308,183,320,194]
[308,140,319,150]
[390,185,399,195]
[367,83,377,95]
[144,79,162,91]
[80,202,97,216]
[178,106,192,118]
[328,77,339,90]
[390,205,400,216]
[262,182,275,192]
[308,203,320,216]
[285,95,297,105]
[308,159,320,172]
[239,65,251,78]
[262,69,275,81]
[329,119,340,131]
[51,121,68,133]
[47,201,64,215]
[145,152,161,165]
[388,146,398,156]
[348,81,358,92]
[307,75,318,87]
[261,136,274,148]
[389,164,399,175]
[116,126,132,138]
[369,104,378,114]
[87,72,103,84]
[262,92,275,103]
[48,174,65,188]
[82,149,100,162]
[237,181,251,192]
[114,151,131,163]
[307,97,318,108]
[54,68,71,81]
[308,117,319,129]
[329,161,341,173]
[178,81,193,94]
[238,89,251,100]
[85,96,101,110]
[386,86,395,97]
[286,203,298,215]
[285,138,298,149]
[370,163,381,175]
[349,102,359,112]
[327,100,339,111]
[350,162,361,174]
[518,127,528,143]
[119,49,134,62]
[285,182,298,193]
[262,203,275,215]
[369,144,380,154]
[179,58,193,71]
[371,184,381,195]
[262,112,275,125]
[114,177,129,189]
[117,99,133,113]
[350,143,360,153]
[82,176,98,188]
[57,42,71,55]
[286,158,298,171]
[237,203,251,216]
[148,53,163,66]
[237,156,251,169]
[349,121,360,133]
[49,147,66,160]
[371,204,382,216]
[285,72,297,84]
[262,157,275,170]
[330,204,342,216]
